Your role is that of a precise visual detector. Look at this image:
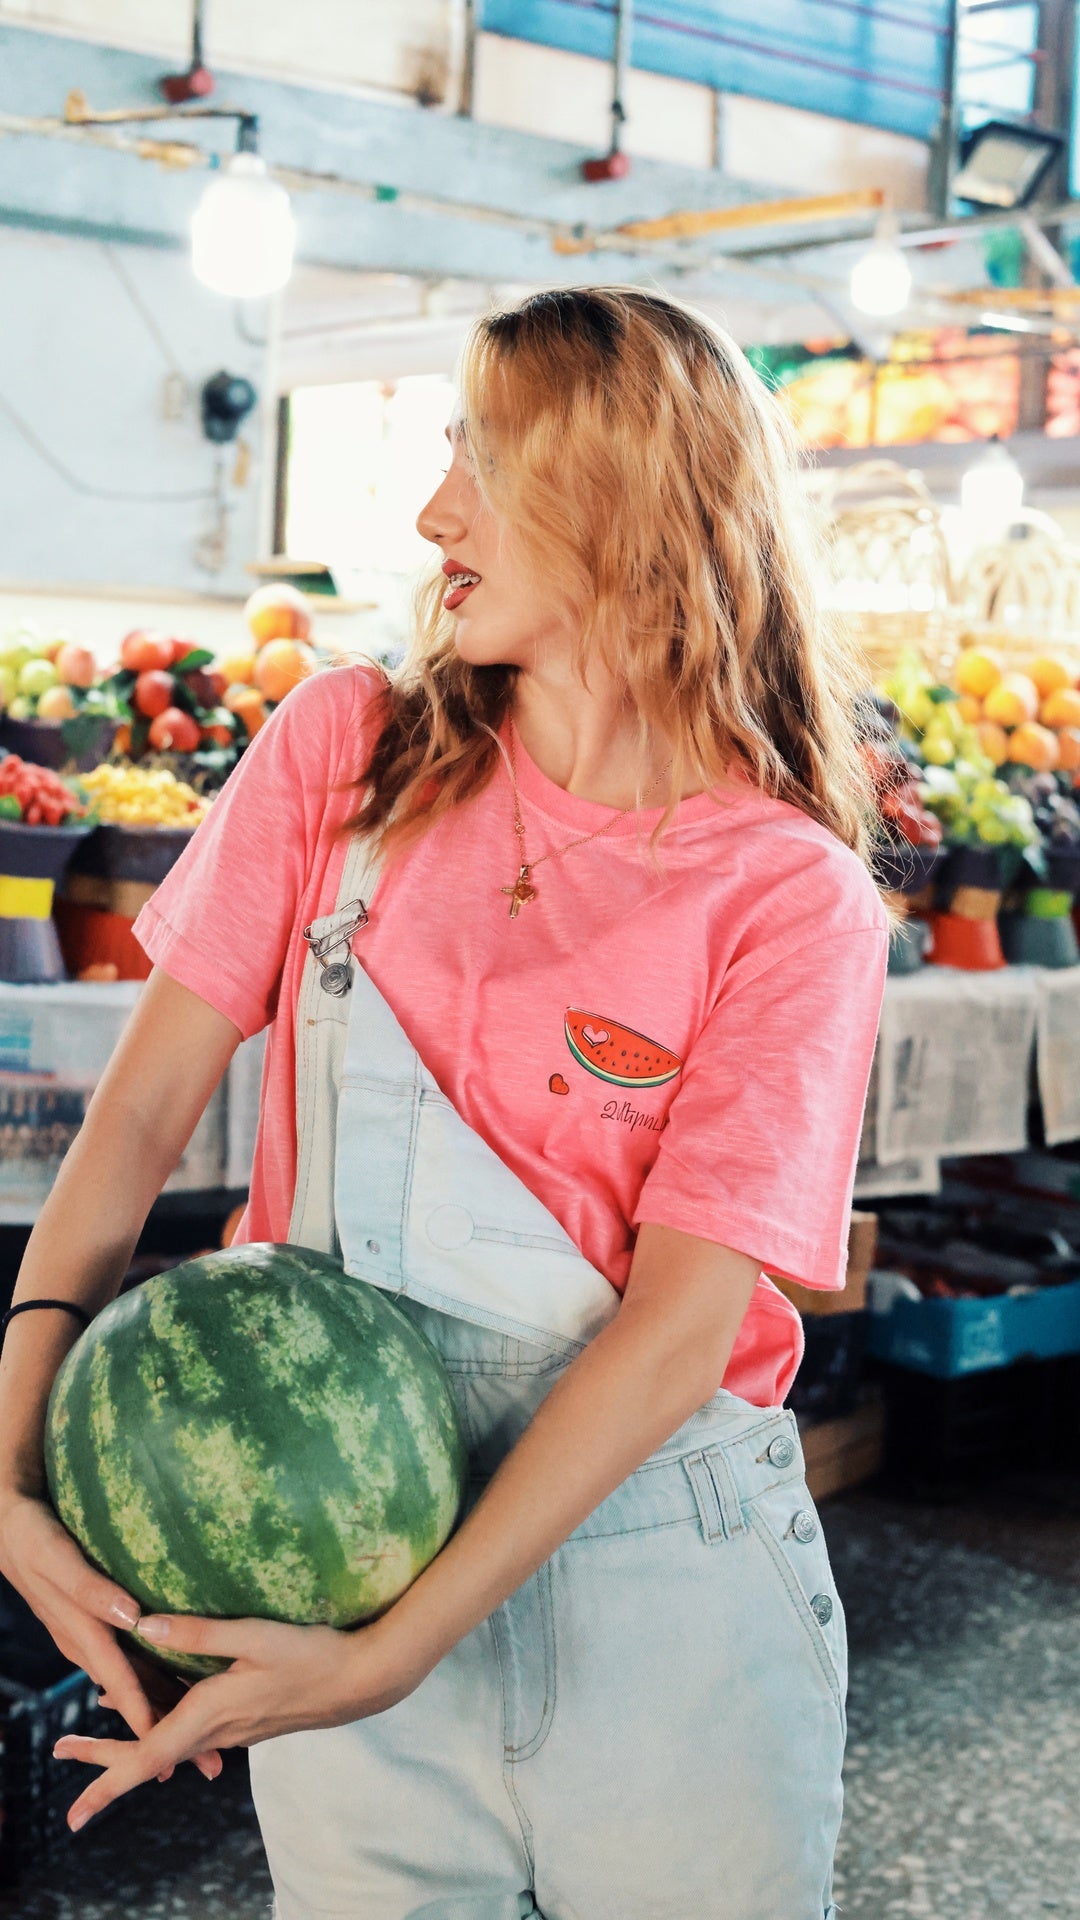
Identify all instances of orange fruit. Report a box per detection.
[956,693,982,724]
[976,720,1009,767]
[217,652,257,687]
[1026,655,1073,699]
[254,639,317,704]
[113,723,132,755]
[1056,726,1080,771]
[1007,720,1060,771]
[1040,687,1080,729]
[223,687,268,737]
[244,584,312,648]
[983,672,1040,728]
[956,646,1004,698]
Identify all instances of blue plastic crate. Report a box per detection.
[867,1276,1080,1379]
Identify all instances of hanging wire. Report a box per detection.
[0,389,216,505]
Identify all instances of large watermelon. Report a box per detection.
[44,1244,468,1677]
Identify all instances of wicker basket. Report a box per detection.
[957,510,1080,670]
[814,460,965,682]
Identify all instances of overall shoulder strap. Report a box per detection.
[288,810,385,1253]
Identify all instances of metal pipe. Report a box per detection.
[610,0,633,155]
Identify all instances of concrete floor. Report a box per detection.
[4,1466,1078,1920]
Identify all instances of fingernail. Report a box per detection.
[109,1598,140,1630]
[69,1809,90,1833]
[138,1616,169,1641]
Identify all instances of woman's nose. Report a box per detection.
[416,471,467,548]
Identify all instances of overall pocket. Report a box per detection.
[744,1476,848,1724]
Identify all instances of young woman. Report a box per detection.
[0,287,892,1920]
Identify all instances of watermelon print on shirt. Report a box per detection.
[134,664,889,1410]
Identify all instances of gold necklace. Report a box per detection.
[500,714,674,918]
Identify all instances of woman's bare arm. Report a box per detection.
[0,969,242,1738]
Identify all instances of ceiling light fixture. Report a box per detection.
[959,438,1024,531]
[848,207,913,318]
[191,115,295,300]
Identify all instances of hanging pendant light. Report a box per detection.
[848,207,912,319]
[191,117,296,299]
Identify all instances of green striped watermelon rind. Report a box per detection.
[44,1244,468,1679]
[564,1013,681,1089]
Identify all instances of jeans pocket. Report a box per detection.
[745,1478,848,1725]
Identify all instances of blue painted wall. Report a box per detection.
[483,0,954,142]
[0,227,264,594]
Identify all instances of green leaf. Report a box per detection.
[60,712,117,762]
[0,794,22,820]
[173,648,215,673]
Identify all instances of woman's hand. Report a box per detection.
[0,1491,220,1784]
[54,1610,428,1831]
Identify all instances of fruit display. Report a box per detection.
[44,1243,468,1679]
[78,765,211,828]
[0,587,324,792]
[0,757,88,827]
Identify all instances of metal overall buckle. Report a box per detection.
[301,898,369,996]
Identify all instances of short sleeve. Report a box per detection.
[633,924,888,1291]
[133,666,374,1040]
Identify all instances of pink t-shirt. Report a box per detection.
[134,663,888,1409]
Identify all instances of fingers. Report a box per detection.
[42,1529,141,1631]
[80,1624,156,1742]
[137,1612,261,1662]
[56,1691,223,1829]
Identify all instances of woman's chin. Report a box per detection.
[450,620,522,670]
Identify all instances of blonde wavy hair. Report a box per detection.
[349,285,896,920]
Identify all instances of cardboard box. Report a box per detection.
[767,1209,878,1317]
[798,1396,885,1501]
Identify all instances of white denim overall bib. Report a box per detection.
[249,829,847,1920]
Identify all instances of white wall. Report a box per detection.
[473,33,717,169]
[0,226,265,595]
[0,0,461,103]
[721,95,929,212]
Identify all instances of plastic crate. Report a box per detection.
[0,1667,124,1884]
[869,1351,1080,1490]
[867,1274,1080,1379]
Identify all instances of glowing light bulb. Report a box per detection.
[960,442,1024,531]
[191,152,296,299]
[849,211,912,318]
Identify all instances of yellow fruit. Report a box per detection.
[218,652,257,687]
[1026,655,1073,699]
[983,672,1040,728]
[921,734,956,765]
[956,693,983,724]
[956,646,1004,698]
[1057,726,1080,771]
[1039,687,1080,729]
[1007,721,1060,771]
[976,720,1009,767]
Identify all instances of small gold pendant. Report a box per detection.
[501,865,537,919]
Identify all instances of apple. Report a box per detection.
[37,684,77,722]
[19,658,59,699]
[55,643,97,690]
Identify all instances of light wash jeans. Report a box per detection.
[255,847,847,1918]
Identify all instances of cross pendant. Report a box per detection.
[501,864,537,919]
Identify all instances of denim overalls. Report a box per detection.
[248,828,847,1920]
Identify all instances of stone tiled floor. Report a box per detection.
[3,1467,1078,1919]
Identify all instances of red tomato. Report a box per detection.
[148,707,201,754]
[120,629,174,674]
[134,669,177,718]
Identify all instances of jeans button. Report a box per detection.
[767,1434,796,1468]
[792,1508,818,1544]
[366,1238,381,1255]
[811,1593,833,1626]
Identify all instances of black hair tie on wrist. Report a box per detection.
[1,1299,92,1344]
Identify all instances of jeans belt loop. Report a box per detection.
[703,1441,748,1541]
